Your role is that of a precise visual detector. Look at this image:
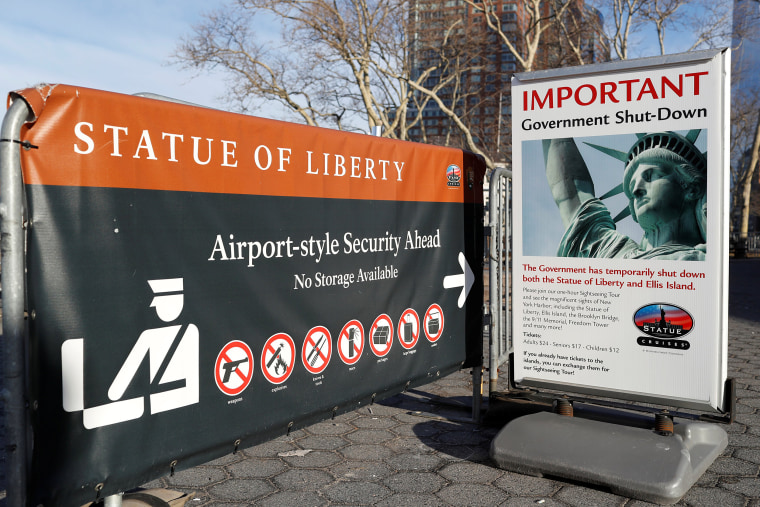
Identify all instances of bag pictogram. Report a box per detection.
[424,303,444,342]
[398,308,420,349]
[369,314,394,357]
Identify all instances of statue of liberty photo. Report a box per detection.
[542,131,707,260]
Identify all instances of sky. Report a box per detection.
[0,1,239,111]
[0,1,731,118]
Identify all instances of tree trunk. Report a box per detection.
[736,111,760,258]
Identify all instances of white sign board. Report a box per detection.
[511,49,730,412]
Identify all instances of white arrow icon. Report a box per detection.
[443,252,475,308]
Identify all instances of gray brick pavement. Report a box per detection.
[2,259,759,505]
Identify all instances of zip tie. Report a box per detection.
[0,138,38,150]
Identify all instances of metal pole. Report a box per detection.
[104,493,124,507]
[1,95,35,506]
[489,172,500,396]
[472,365,482,423]
[504,174,512,365]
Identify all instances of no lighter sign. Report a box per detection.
[338,320,364,365]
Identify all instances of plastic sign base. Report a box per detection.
[490,411,727,505]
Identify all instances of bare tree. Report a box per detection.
[590,0,733,60]
[595,0,647,59]
[731,100,760,257]
[640,0,732,55]
[462,0,589,72]
[176,0,408,133]
[397,1,503,165]
[175,0,505,166]
[444,0,607,166]
[729,0,760,256]
[554,2,608,66]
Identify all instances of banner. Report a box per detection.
[511,50,730,412]
[13,84,485,506]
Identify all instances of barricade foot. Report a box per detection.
[490,411,727,505]
[84,489,194,507]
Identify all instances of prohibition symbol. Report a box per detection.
[398,308,420,349]
[369,314,394,357]
[302,326,332,374]
[424,304,444,342]
[338,320,364,365]
[261,333,296,385]
[215,340,254,396]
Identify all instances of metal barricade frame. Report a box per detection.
[1,95,34,507]
[487,166,512,395]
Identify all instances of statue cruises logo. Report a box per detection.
[446,164,461,187]
[634,303,693,350]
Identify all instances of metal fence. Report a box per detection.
[731,232,760,255]
[487,166,512,395]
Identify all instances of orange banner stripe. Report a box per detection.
[16,85,485,203]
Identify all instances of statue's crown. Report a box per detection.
[584,130,705,223]
[625,131,706,175]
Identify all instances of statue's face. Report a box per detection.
[628,162,683,227]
